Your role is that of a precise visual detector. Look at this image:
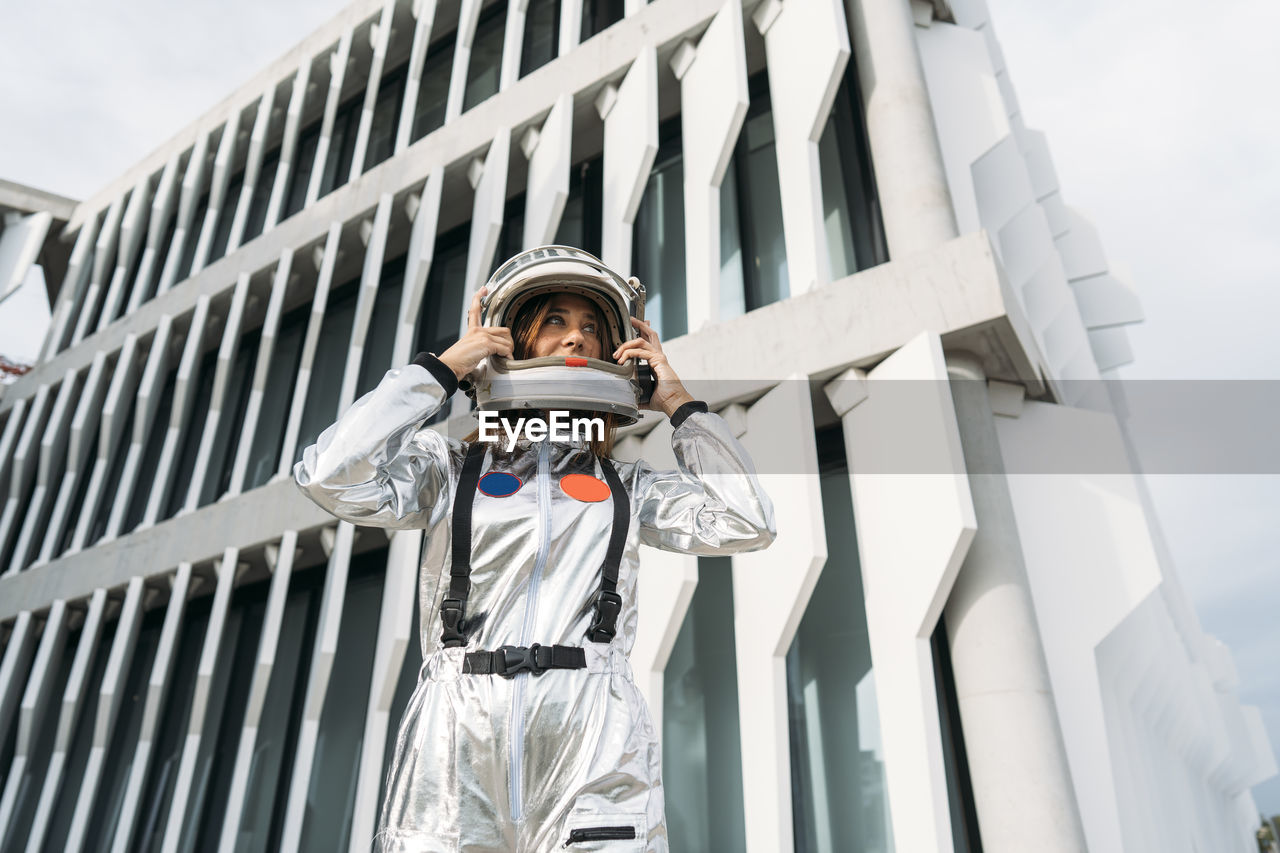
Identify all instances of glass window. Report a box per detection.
[662,556,747,851]
[84,606,166,850]
[174,194,209,284]
[209,172,246,264]
[720,87,789,319]
[242,149,281,245]
[412,224,469,362]
[785,426,894,853]
[87,397,137,546]
[632,119,686,340]
[233,565,323,853]
[163,348,217,521]
[520,0,560,78]
[463,4,507,113]
[4,621,82,845]
[123,366,178,534]
[283,127,319,221]
[130,594,213,853]
[319,101,360,200]
[580,0,624,42]
[554,157,603,258]
[244,302,309,490]
[364,66,409,173]
[355,261,408,399]
[932,613,982,853]
[295,279,359,463]
[143,215,178,305]
[488,195,527,279]
[198,326,262,507]
[174,584,270,852]
[411,36,455,143]
[55,416,102,556]
[41,617,119,853]
[818,67,888,278]
[298,548,387,851]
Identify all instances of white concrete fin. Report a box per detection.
[216,533,296,853]
[987,379,1026,417]
[191,110,243,275]
[101,180,150,326]
[226,86,279,254]
[0,611,36,749]
[64,576,144,853]
[519,126,540,159]
[279,521,355,852]
[559,0,583,57]
[522,95,572,249]
[395,0,438,154]
[1086,326,1134,373]
[339,194,394,413]
[730,379,826,853]
[629,420,697,736]
[307,28,355,208]
[758,0,851,293]
[108,562,191,853]
[1056,207,1110,282]
[158,549,239,852]
[41,215,100,359]
[348,529,422,851]
[0,209,52,305]
[71,195,126,346]
[826,331,976,853]
[1071,272,1144,330]
[463,128,512,316]
[39,368,81,487]
[265,61,313,230]
[0,398,29,501]
[445,0,483,122]
[600,46,658,275]
[498,0,529,92]
[396,170,444,365]
[349,0,398,185]
[279,223,343,475]
[679,0,749,332]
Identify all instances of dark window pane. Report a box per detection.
[242,149,281,244]
[56,421,102,556]
[175,194,209,284]
[413,225,469,360]
[245,303,309,490]
[143,215,178,305]
[210,173,246,264]
[663,556,747,851]
[284,127,320,221]
[378,598,421,813]
[123,367,179,533]
[932,613,982,853]
[319,103,360,199]
[818,67,888,275]
[177,587,270,852]
[554,156,603,258]
[411,37,454,142]
[488,196,527,278]
[5,622,82,846]
[786,426,894,853]
[298,549,387,851]
[363,67,408,172]
[87,400,137,546]
[463,5,507,112]
[632,122,686,340]
[580,0,624,42]
[41,618,119,853]
[520,0,560,77]
[199,326,262,507]
[84,607,166,850]
[234,570,323,853]
[164,348,217,520]
[295,279,359,463]
[355,261,407,399]
[131,595,213,853]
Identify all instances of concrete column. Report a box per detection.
[942,350,1087,853]
[845,0,957,258]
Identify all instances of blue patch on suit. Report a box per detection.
[477,471,522,497]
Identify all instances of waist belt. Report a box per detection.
[462,644,586,678]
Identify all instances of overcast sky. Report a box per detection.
[2,0,1278,821]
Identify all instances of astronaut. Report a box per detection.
[294,246,776,852]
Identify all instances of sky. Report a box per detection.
[2,0,1279,822]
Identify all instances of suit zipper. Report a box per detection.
[563,826,638,845]
[510,437,551,822]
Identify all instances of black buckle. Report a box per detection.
[586,591,623,643]
[496,644,545,678]
[440,598,465,647]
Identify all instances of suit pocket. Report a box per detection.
[561,812,646,850]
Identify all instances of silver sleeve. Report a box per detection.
[633,410,777,554]
[293,363,460,529]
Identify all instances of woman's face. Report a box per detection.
[530,293,605,360]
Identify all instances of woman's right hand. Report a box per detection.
[437,287,514,380]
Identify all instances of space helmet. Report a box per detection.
[463,245,654,425]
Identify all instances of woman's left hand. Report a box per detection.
[614,312,695,417]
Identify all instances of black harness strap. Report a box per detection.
[586,459,630,643]
[440,441,488,648]
[463,643,586,677]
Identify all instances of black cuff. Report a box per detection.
[412,352,459,398]
[670,400,709,429]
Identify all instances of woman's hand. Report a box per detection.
[613,310,695,418]
[438,287,515,380]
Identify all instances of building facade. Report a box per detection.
[0,0,1274,851]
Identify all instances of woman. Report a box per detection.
[294,252,776,852]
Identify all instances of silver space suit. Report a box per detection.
[295,355,775,852]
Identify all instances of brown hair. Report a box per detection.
[463,292,620,457]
